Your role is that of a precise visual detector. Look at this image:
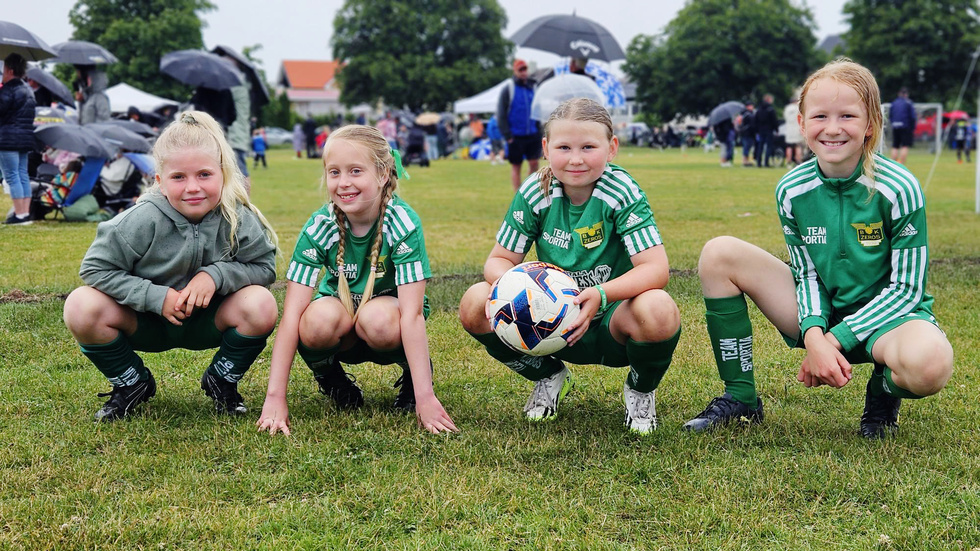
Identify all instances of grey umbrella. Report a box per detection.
[510,13,625,62]
[51,40,118,65]
[101,118,157,137]
[87,123,152,153]
[160,50,244,90]
[211,45,270,110]
[708,101,745,127]
[0,20,57,61]
[35,123,116,157]
[25,67,75,106]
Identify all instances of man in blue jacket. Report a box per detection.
[889,88,916,165]
[497,59,541,192]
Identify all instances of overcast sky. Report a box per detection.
[6,0,848,80]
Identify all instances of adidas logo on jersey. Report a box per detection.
[624,213,643,229]
[301,248,318,262]
[395,242,413,255]
[898,223,918,237]
[783,225,794,235]
[513,211,524,224]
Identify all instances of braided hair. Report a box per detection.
[323,125,400,320]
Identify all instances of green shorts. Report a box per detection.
[312,292,430,367]
[550,301,629,367]
[127,295,226,353]
[782,308,939,365]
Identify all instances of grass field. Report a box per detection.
[1,145,978,550]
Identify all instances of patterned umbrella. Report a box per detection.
[552,60,625,109]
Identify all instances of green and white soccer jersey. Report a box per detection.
[287,195,431,307]
[775,154,933,352]
[496,163,662,289]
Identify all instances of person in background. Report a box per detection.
[252,128,267,169]
[75,65,110,125]
[497,58,541,191]
[889,87,916,165]
[292,122,304,160]
[0,53,38,225]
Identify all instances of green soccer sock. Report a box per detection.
[882,366,925,399]
[296,341,342,377]
[206,329,272,383]
[704,295,757,406]
[469,331,565,381]
[626,326,681,393]
[80,333,149,387]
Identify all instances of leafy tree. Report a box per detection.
[842,0,980,106]
[331,0,511,112]
[59,0,215,103]
[623,0,821,123]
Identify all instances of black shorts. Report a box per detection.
[892,126,913,148]
[507,134,542,164]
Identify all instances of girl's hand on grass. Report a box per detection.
[174,272,216,317]
[566,287,601,345]
[416,396,458,434]
[162,288,188,325]
[256,397,291,436]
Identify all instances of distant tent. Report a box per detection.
[105,83,179,114]
[453,80,509,115]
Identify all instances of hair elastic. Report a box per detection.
[179,112,199,125]
[391,149,410,180]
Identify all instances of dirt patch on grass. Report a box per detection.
[0,289,63,303]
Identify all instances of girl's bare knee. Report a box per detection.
[628,290,680,342]
[458,283,490,333]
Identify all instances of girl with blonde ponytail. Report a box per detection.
[258,125,457,435]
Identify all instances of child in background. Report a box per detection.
[458,98,681,435]
[256,125,457,436]
[252,128,267,169]
[685,58,953,438]
[63,111,279,421]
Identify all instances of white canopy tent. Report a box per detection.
[453,80,508,114]
[105,82,179,114]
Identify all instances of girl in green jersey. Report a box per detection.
[459,98,681,435]
[685,59,953,438]
[257,125,457,435]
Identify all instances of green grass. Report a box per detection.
[1,146,979,550]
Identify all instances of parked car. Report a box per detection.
[263,126,292,146]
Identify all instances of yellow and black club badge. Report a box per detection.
[375,255,388,277]
[574,221,604,249]
[851,222,884,247]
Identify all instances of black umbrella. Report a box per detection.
[35,123,116,157]
[160,50,244,90]
[25,67,75,106]
[211,45,270,110]
[51,40,118,65]
[102,118,157,137]
[87,123,152,152]
[0,20,57,61]
[708,101,745,127]
[509,13,625,62]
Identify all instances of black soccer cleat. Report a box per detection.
[313,360,364,410]
[201,371,247,415]
[859,377,901,439]
[94,371,157,422]
[683,393,764,432]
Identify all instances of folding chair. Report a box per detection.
[51,157,107,219]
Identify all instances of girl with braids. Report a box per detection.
[64,111,279,421]
[685,59,952,438]
[257,125,457,435]
[458,98,681,435]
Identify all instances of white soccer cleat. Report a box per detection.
[623,382,657,434]
[523,366,573,421]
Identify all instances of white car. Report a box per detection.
[263,126,292,146]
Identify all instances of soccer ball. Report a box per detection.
[488,261,581,356]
